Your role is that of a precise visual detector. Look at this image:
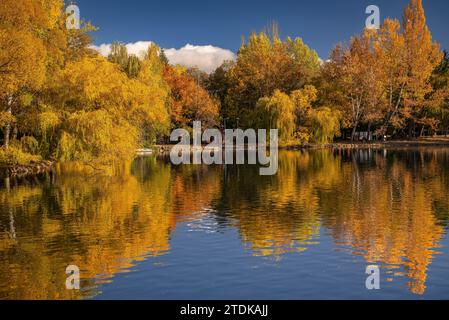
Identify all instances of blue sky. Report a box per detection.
[73,0,449,71]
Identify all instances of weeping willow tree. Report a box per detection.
[308,107,341,144]
[255,85,340,146]
[0,0,174,165]
[256,90,296,145]
[47,53,170,163]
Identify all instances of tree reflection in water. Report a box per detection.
[0,148,448,299]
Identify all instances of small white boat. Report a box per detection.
[136,148,154,155]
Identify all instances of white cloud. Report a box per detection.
[164,44,235,73]
[90,41,153,58]
[91,41,236,73]
[90,44,112,57]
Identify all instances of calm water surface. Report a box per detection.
[1,148,449,299]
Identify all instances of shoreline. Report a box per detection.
[288,138,449,150]
[154,137,449,153]
[0,160,53,180]
[2,138,449,179]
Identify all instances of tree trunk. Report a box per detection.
[367,122,372,141]
[408,119,415,139]
[412,120,416,139]
[5,177,10,192]
[419,125,425,137]
[12,125,18,141]
[4,96,13,149]
[382,83,405,137]
[351,123,358,142]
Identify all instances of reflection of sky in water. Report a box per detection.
[187,209,220,234]
[1,148,449,299]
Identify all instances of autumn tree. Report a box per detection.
[225,24,320,128]
[401,0,442,137]
[375,0,442,137]
[206,61,234,125]
[159,48,169,66]
[108,42,142,78]
[319,0,443,139]
[429,51,449,134]
[256,90,296,144]
[48,50,170,161]
[256,85,340,145]
[0,0,97,161]
[291,85,321,142]
[308,107,341,144]
[137,44,172,143]
[163,65,219,130]
[320,30,384,140]
[0,0,62,149]
[186,67,209,89]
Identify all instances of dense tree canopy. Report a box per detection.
[163,65,219,130]
[1,0,448,166]
[0,0,210,164]
[319,0,444,139]
[223,25,321,128]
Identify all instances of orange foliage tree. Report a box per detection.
[163,65,219,130]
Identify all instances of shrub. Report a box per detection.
[0,147,41,166]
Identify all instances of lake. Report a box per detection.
[1,148,449,300]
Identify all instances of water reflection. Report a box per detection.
[0,148,448,299]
